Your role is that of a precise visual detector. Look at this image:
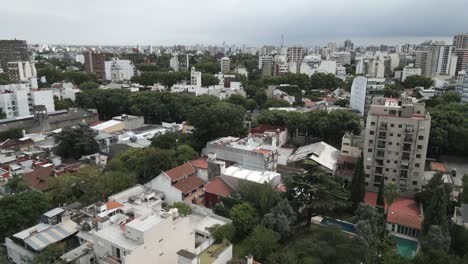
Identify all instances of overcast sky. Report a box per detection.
[2,0,466,46]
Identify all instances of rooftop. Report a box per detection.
[15,220,79,251]
[199,241,231,264]
[173,174,205,194]
[190,157,209,170]
[205,177,234,197]
[388,198,422,230]
[222,165,280,185]
[288,141,339,171]
[164,163,196,182]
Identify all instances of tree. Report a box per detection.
[6,174,29,193]
[403,75,434,89]
[54,97,74,110]
[54,124,99,160]
[168,202,192,216]
[225,94,257,111]
[263,98,291,108]
[79,81,99,90]
[285,164,350,226]
[236,180,281,217]
[175,145,198,164]
[187,102,246,146]
[243,225,280,262]
[384,183,399,214]
[0,191,49,239]
[333,99,349,107]
[384,83,404,98]
[262,199,297,239]
[33,243,66,264]
[0,128,22,142]
[209,223,236,242]
[201,73,219,87]
[422,225,451,252]
[350,155,365,210]
[230,203,257,239]
[423,186,448,233]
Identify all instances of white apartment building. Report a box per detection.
[190,67,202,87]
[415,45,458,78]
[235,65,248,77]
[0,87,54,119]
[90,186,194,264]
[363,97,431,196]
[350,77,386,116]
[258,55,273,69]
[287,46,304,63]
[170,54,190,72]
[318,60,337,75]
[458,72,468,103]
[401,66,422,82]
[105,59,135,82]
[7,61,37,82]
[329,51,351,65]
[220,57,230,73]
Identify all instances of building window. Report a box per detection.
[418,136,424,140]
[365,174,370,178]
[394,161,398,164]
[386,160,390,163]
[395,152,399,155]
[370,131,375,135]
[397,134,401,137]
[343,150,349,153]
[369,140,373,144]
[390,133,393,136]
[398,124,403,128]
[368,148,373,152]
[390,124,395,127]
[393,169,397,173]
[371,122,375,126]
[385,168,389,172]
[366,165,371,170]
[415,163,420,168]
[389,142,392,145]
[416,154,421,158]
[396,143,400,146]
[417,145,422,150]
[412,181,418,185]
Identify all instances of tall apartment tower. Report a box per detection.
[190,67,202,87]
[415,45,458,78]
[220,57,230,73]
[84,51,105,79]
[287,46,304,63]
[344,40,354,51]
[0,40,28,71]
[453,33,468,49]
[363,97,431,197]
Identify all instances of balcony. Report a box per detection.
[404,128,414,134]
[402,144,412,152]
[379,125,388,131]
[403,135,413,143]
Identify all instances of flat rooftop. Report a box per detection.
[222,165,280,184]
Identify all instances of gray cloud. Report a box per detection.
[1,0,465,46]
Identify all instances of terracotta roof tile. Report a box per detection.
[173,175,205,194]
[430,161,447,172]
[250,124,286,134]
[205,177,233,197]
[387,198,422,230]
[22,166,54,191]
[165,163,196,182]
[106,201,124,210]
[190,157,208,170]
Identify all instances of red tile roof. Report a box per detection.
[254,149,272,155]
[364,191,387,208]
[190,157,208,170]
[387,198,422,230]
[430,161,447,172]
[165,163,196,182]
[205,177,233,197]
[22,166,54,191]
[106,201,124,211]
[173,175,205,194]
[250,124,286,134]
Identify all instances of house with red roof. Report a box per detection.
[190,157,209,181]
[146,163,206,205]
[22,166,55,191]
[204,177,234,208]
[364,191,423,238]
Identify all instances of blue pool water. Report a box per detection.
[320,218,356,233]
[392,236,418,257]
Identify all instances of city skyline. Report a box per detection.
[2,0,466,46]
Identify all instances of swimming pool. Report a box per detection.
[320,218,356,233]
[392,235,418,257]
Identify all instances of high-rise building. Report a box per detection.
[287,46,304,63]
[350,77,386,116]
[104,59,135,82]
[329,51,351,65]
[0,85,55,119]
[0,40,28,71]
[258,55,273,69]
[7,61,37,82]
[401,66,422,82]
[190,67,202,87]
[327,42,337,53]
[453,33,468,49]
[220,57,230,73]
[415,45,458,78]
[363,97,431,196]
[84,51,105,79]
[454,49,468,74]
[344,40,354,51]
[458,72,468,103]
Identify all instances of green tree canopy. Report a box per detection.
[54,124,99,160]
[403,75,434,89]
[230,203,257,239]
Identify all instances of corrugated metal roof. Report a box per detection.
[24,220,78,251]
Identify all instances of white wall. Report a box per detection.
[31,90,55,113]
[145,174,182,203]
[350,77,367,116]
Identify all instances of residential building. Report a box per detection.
[89,185,195,264]
[287,46,304,63]
[401,65,422,82]
[221,165,281,187]
[146,163,206,204]
[344,40,354,52]
[0,39,28,71]
[7,61,36,82]
[287,141,339,174]
[318,60,337,75]
[327,42,337,54]
[453,33,468,49]
[336,132,364,181]
[454,49,468,74]
[190,67,202,87]
[0,88,55,119]
[220,57,230,73]
[204,177,234,208]
[6,208,79,264]
[458,73,468,103]
[235,65,248,77]
[84,51,105,79]
[363,97,431,196]
[329,51,351,65]
[170,54,190,72]
[258,55,273,69]
[350,76,367,115]
[415,45,458,78]
[203,136,278,172]
[104,58,135,82]
[389,53,400,72]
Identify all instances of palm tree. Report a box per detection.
[384,183,400,214]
